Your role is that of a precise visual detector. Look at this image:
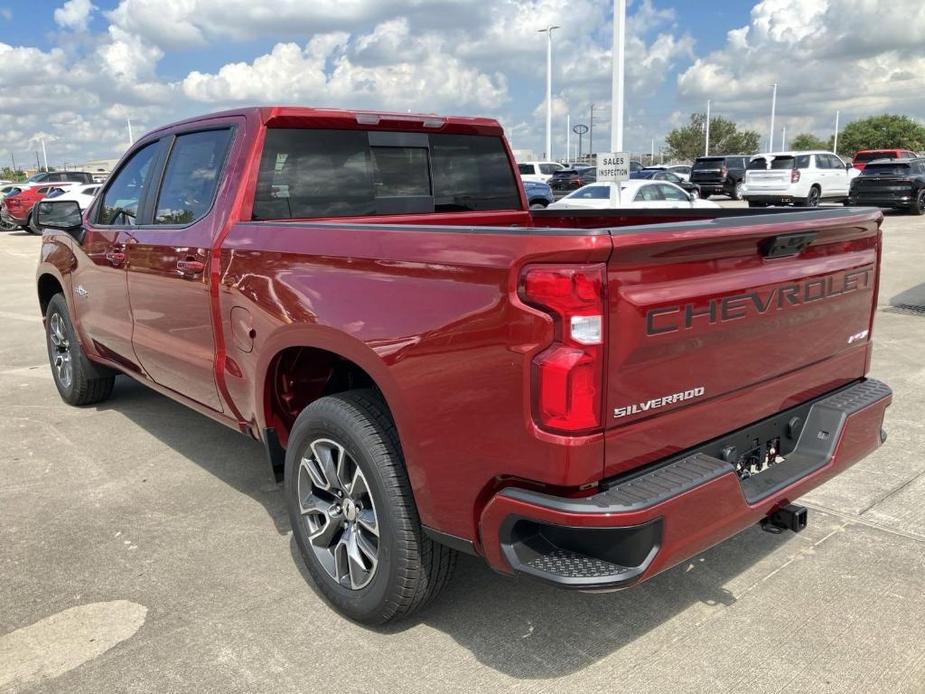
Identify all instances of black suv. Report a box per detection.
[848,157,925,214]
[690,155,749,200]
[23,171,95,185]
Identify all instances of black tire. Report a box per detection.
[24,212,39,235]
[731,181,744,201]
[800,186,820,207]
[45,294,116,405]
[529,200,548,209]
[285,390,456,624]
[911,189,925,215]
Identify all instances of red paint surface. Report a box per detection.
[36,106,890,562]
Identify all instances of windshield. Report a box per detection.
[25,173,48,183]
[630,170,656,179]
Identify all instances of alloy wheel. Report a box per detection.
[297,438,380,590]
[48,313,73,389]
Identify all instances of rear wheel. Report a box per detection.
[732,181,744,200]
[285,390,456,624]
[45,294,115,405]
[911,189,925,215]
[800,187,820,207]
[529,201,548,209]
[24,212,39,235]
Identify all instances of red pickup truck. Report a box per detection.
[35,107,891,624]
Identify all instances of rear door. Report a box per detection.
[123,124,237,411]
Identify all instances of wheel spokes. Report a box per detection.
[357,508,378,537]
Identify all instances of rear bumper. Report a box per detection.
[690,181,729,195]
[478,378,891,590]
[849,195,914,208]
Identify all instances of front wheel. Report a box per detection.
[24,212,40,235]
[285,390,456,624]
[732,181,744,200]
[45,294,115,405]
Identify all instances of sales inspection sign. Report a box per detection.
[598,153,630,182]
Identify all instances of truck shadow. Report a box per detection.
[104,377,794,679]
[101,377,292,535]
[888,282,925,311]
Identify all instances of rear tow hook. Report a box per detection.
[761,504,808,534]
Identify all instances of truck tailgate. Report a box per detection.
[602,208,882,478]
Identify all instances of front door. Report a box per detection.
[124,127,235,411]
[71,140,161,371]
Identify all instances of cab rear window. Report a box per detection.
[252,129,521,219]
[860,163,910,176]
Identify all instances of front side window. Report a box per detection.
[98,142,158,225]
[154,129,232,225]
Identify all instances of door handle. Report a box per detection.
[105,251,126,267]
[177,258,205,275]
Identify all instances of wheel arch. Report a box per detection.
[37,271,65,317]
[256,327,407,453]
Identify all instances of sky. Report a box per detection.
[0,0,923,168]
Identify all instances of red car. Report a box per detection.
[852,148,919,170]
[34,107,891,624]
[1,184,67,232]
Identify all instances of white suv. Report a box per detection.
[517,161,565,184]
[742,151,854,207]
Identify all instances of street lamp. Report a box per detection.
[610,0,626,152]
[538,25,560,161]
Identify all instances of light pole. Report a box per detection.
[768,83,777,151]
[41,139,48,172]
[538,25,560,161]
[833,110,840,155]
[128,118,135,146]
[611,0,626,152]
[705,99,711,156]
[781,126,787,151]
[566,114,571,163]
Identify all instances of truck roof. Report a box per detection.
[141,106,505,139]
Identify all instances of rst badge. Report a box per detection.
[614,387,706,419]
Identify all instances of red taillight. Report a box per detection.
[521,264,605,433]
[791,169,801,183]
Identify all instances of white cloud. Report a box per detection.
[54,0,96,32]
[677,0,925,142]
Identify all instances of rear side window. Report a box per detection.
[518,163,534,175]
[154,129,232,225]
[747,158,768,170]
[539,163,560,175]
[97,142,159,225]
[252,129,521,219]
[572,185,610,199]
[658,184,688,201]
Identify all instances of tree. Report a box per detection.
[836,114,925,157]
[665,113,761,161]
[790,133,830,151]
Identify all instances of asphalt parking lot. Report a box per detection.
[1,205,924,694]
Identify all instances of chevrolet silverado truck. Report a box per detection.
[35,107,892,624]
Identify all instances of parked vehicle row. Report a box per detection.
[0,174,101,233]
[631,168,701,198]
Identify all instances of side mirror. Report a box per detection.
[35,200,83,237]
[846,162,852,171]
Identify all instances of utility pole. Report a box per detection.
[11,153,17,173]
[538,25,560,161]
[611,0,626,152]
[566,114,571,163]
[833,110,840,155]
[34,151,40,171]
[127,118,135,146]
[781,126,786,151]
[705,99,711,156]
[768,83,778,152]
[650,138,655,164]
[589,104,595,157]
[41,139,48,172]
